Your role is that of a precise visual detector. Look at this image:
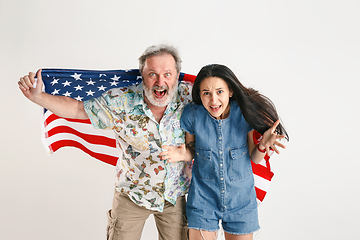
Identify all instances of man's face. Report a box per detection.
[142,53,179,107]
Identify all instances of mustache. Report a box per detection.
[152,85,169,91]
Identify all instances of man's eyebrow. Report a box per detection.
[148,69,173,73]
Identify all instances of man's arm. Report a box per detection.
[18,69,88,119]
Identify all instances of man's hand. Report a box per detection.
[18,69,88,119]
[160,144,188,163]
[18,69,43,102]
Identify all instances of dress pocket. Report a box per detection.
[193,145,213,180]
[229,145,252,182]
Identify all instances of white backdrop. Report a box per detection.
[1,0,359,239]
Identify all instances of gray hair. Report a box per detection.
[138,44,182,75]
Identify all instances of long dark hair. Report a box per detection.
[192,64,289,141]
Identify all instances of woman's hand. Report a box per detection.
[259,119,286,155]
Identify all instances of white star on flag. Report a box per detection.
[110,81,119,86]
[51,79,59,86]
[63,91,72,97]
[98,85,107,91]
[111,75,121,81]
[75,96,84,101]
[71,73,82,80]
[86,80,95,85]
[86,90,95,96]
[62,80,72,87]
[51,89,60,95]
[74,85,84,91]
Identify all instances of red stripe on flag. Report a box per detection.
[45,113,91,126]
[46,125,116,147]
[255,187,267,202]
[251,161,274,181]
[49,140,118,166]
[183,73,196,83]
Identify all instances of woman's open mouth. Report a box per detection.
[210,105,221,112]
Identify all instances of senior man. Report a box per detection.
[18,44,193,240]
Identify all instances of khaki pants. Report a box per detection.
[106,191,188,240]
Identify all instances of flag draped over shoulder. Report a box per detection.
[40,69,195,166]
[40,68,274,203]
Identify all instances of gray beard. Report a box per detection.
[142,82,178,107]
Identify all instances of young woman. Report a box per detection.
[160,64,289,240]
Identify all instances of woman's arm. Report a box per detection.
[248,120,286,164]
[160,132,195,162]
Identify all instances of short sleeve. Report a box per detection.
[178,82,193,104]
[83,89,124,130]
[180,103,194,135]
[247,122,254,133]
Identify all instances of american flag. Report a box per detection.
[251,131,275,203]
[39,68,273,203]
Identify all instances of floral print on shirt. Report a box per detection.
[84,82,192,211]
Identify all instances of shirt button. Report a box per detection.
[220,164,223,167]
[219,137,222,140]
[219,151,222,154]
[222,190,225,193]
[220,178,223,180]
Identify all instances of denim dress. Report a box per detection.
[181,102,260,235]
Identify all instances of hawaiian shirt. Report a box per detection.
[83,82,193,212]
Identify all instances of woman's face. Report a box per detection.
[199,77,233,119]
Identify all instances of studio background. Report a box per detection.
[1,0,359,239]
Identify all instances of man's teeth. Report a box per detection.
[154,89,166,97]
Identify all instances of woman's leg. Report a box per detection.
[189,229,219,240]
[224,232,253,240]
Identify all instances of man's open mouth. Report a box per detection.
[153,89,167,98]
